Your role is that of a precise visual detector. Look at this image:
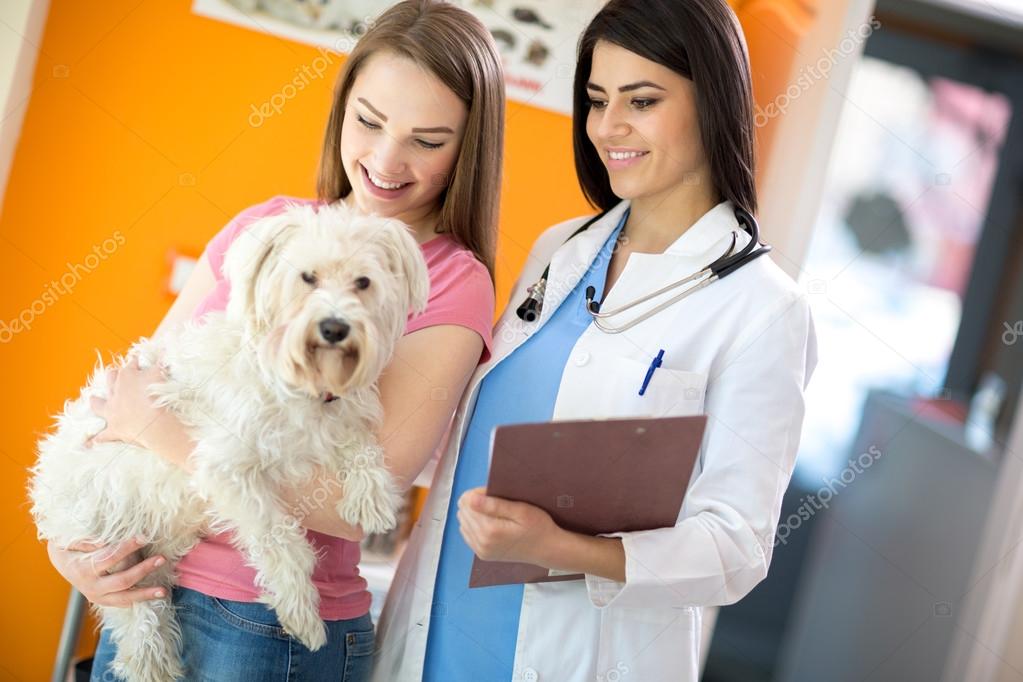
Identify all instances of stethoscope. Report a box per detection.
[516,206,771,334]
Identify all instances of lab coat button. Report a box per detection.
[523,668,538,681]
[574,351,590,366]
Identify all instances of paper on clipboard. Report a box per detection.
[468,414,707,589]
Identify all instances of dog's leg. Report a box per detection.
[100,561,182,682]
[336,444,402,535]
[218,500,327,650]
[195,461,328,651]
[95,506,203,681]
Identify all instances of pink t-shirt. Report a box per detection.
[175,195,495,620]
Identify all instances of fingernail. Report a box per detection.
[153,589,165,598]
[134,535,148,544]
[153,557,164,567]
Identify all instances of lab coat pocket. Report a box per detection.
[597,605,700,681]
[606,356,707,419]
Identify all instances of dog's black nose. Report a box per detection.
[319,318,350,344]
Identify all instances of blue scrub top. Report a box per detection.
[423,212,628,681]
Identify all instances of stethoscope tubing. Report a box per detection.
[585,231,737,319]
[516,206,770,328]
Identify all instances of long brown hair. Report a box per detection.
[573,0,758,216]
[317,0,504,279]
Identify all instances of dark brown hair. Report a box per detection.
[317,0,505,279]
[573,0,757,215]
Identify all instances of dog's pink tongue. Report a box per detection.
[323,392,338,403]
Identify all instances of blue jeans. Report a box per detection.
[90,587,375,682]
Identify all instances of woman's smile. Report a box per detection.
[606,147,650,170]
[360,162,415,200]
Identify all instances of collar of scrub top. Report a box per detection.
[520,200,749,327]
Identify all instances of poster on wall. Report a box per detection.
[192,0,604,116]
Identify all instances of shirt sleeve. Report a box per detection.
[203,195,291,280]
[584,291,818,610]
[405,254,496,363]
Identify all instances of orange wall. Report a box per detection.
[0,1,588,675]
[0,1,811,677]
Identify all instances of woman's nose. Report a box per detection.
[597,101,631,141]
[372,136,407,176]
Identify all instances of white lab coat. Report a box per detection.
[371,199,818,682]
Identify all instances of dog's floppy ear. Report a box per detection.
[223,208,303,330]
[377,219,430,317]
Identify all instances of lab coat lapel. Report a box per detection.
[473,201,631,376]
[583,201,743,323]
[400,204,637,629]
[446,202,622,435]
[537,200,631,328]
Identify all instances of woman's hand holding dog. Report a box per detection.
[46,536,167,606]
[87,355,197,473]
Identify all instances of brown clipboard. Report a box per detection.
[468,414,707,589]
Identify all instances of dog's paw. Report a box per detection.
[262,589,329,652]
[337,463,401,534]
[282,612,329,652]
[361,500,398,536]
[338,491,398,536]
[113,650,183,682]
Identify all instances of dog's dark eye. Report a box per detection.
[301,271,317,286]
[355,276,371,290]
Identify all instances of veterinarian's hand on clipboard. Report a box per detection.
[465,415,707,588]
[457,486,563,567]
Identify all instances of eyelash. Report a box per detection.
[587,98,658,111]
[356,114,380,130]
[356,114,444,150]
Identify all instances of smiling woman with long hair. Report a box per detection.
[372,1,817,680]
[45,2,505,680]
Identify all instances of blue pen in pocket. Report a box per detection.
[639,349,665,396]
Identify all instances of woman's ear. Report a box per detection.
[223,210,302,330]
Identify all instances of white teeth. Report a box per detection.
[609,150,647,160]
[367,169,408,190]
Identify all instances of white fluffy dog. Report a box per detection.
[29,202,429,681]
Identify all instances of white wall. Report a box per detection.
[756,0,878,282]
[944,382,1023,681]
[0,0,49,218]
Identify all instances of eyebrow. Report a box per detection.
[356,97,455,135]
[586,81,667,93]
[357,98,387,121]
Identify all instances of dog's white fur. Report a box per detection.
[29,202,429,681]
